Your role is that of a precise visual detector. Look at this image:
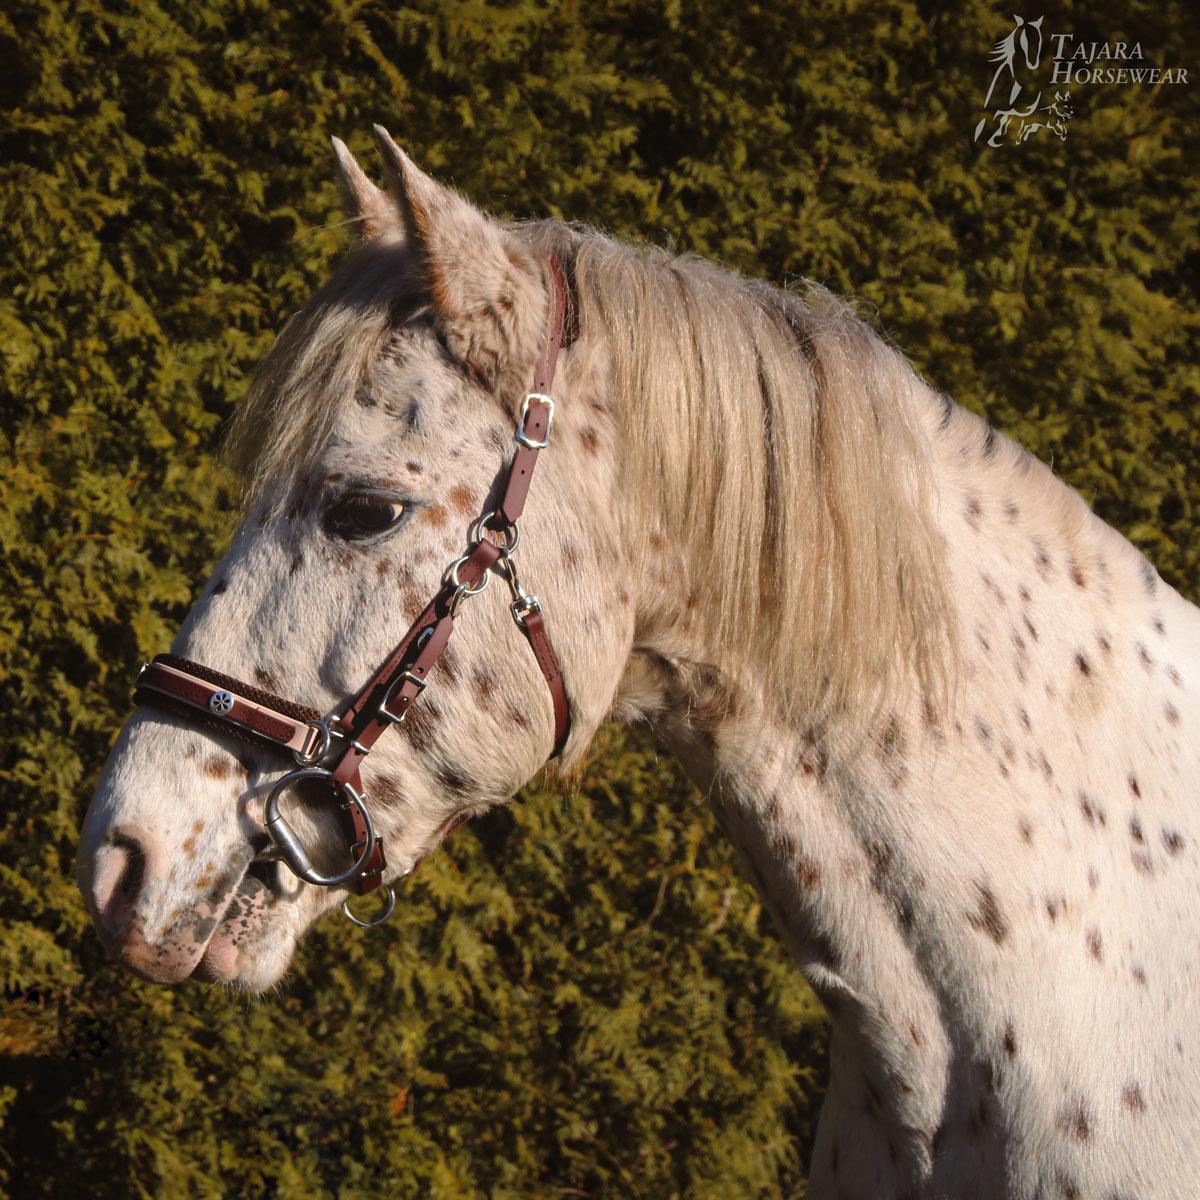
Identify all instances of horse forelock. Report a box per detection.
[225,241,428,506]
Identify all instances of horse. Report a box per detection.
[984,15,1045,109]
[77,127,1200,1198]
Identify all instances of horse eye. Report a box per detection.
[323,493,407,541]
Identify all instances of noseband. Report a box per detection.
[133,258,572,927]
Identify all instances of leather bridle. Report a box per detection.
[133,258,572,927]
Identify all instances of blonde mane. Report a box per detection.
[228,222,957,731]
[524,222,957,730]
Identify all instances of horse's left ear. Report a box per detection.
[332,137,403,243]
[372,125,541,389]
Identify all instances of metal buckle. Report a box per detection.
[292,715,340,766]
[511,592,542,628]
[264,766,377,888]
[515,392,554,449]
[378,671,427,724]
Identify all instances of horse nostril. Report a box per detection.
[89,832,150,943]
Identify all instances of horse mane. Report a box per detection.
[228,222,958,733]
[522,220,958,732]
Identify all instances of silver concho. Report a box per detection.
[208,689,235,715]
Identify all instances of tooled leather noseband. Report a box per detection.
[133,258,572,927]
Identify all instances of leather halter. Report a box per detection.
[134,257,572,926]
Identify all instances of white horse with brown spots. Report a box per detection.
[78,128,1200,1198]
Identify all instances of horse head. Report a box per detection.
[76,129,632,990]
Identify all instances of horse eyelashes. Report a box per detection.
[322,493,407,540]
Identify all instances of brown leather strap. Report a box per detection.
[495,257,566,527]
[135,658,322,757]
[518,608,570,757]
[333,537,501,739]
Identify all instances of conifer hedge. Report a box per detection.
[1,0,1195,1195]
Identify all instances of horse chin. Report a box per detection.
[190,871,295,992]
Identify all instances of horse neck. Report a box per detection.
[618,386,1188,1150]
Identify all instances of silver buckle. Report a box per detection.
[511,592,542,628]
[378,670,427,724]
[515,392,554,449]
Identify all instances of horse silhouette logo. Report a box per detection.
[974,15,1072,147]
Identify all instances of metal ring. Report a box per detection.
[342,884,397,929]
[476,511,520,556]
[449,555,491,596]
[265,766,377,888]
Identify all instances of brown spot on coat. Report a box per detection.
[1128,774,1141,800]
[400,697,442,742]
[438,646,461,686]
[795,854,821,890]
[371,774,403,805]
[1122,1082,1145,1113]
[1057,1099,1091,1141]
[470,665,497,700]
[1003,1023,1017,1056]
[434,763,473,796]
[448,485,476,516]
[1085,928,1103,962]
[202,755,231,781]
[579,427,600,455]
[253,666,280,692]
[423,505,448,528]
[1056,1171,1080,1200]
[968,884,1009,945]
[1162,829,1185,856]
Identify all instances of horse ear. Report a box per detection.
[331,137,402,243]
[372,125,540,386]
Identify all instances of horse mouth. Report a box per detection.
[190,857,281,984]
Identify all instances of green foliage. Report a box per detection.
[0,0,1196,1195]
